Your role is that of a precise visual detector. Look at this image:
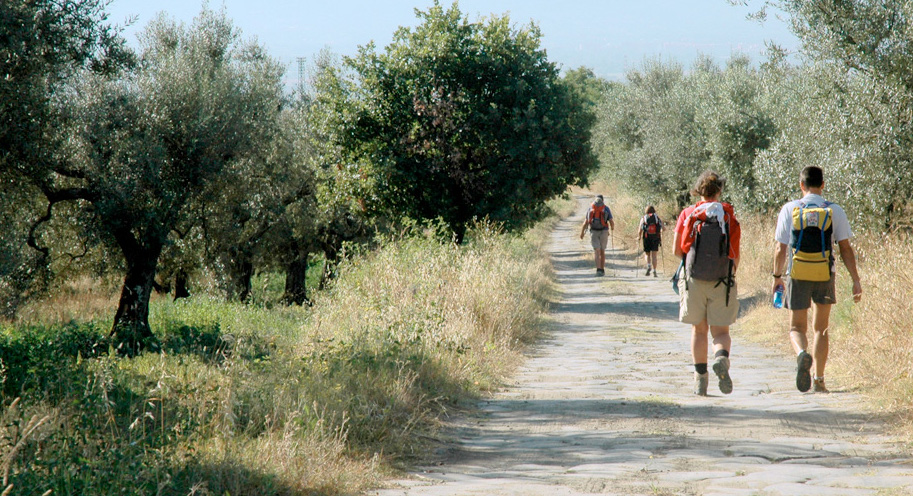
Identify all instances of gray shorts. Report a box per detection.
[786,276,836,310]
[590,229,609,250]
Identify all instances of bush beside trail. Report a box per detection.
[0,213,562,495]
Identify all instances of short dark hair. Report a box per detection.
[691,170,726,198]
[645,205,655,214]
[800,166,824,188]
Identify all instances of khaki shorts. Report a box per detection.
[678,277,739,327]
[590,229,609,250]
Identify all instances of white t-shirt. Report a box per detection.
[774,193,853,245]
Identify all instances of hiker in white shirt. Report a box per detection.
[772,166,862,393]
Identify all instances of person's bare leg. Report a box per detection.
[811,303,831,378]
[790,308,814,392]
[710,325,731,354]
[597,249,606,270]
[710,325,733,393]
[691,320,709,364]
[789,308,810,353]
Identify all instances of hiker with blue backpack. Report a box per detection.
[673,171,741,396]
[580,194,615,276]
[771,166,862,393]
[638,206,663,277]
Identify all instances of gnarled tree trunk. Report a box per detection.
[226,254,253,303]
[282,254,309,306]
[110,241,162,356]
[173,269,191,300]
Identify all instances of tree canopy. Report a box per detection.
[344,1,597,241]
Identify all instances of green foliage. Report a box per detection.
[595,54,781,210]
[727,1,913,225]
[17,7,288,351]
[345,1,597,241]
[0,0,131,317]
[0,218,552,494]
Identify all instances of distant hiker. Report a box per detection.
[673,171,741,396]
[772,166,862,393]
[638,206,663,277]
[580,194,615,276]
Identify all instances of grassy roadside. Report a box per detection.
[0,198,572,495]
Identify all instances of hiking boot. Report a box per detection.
[813,378,830,393]
[694,372,709,396]
[712,356,733,394]
[596,268,605,276]
[653,270,658,278]
[645,267,651,276]
[796,351,813,392]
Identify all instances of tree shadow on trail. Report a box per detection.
[437,397,895,470]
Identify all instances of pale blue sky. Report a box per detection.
[105,0,801,86]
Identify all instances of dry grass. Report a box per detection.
[1,205,558,494]
[836,233,913,416]
[13,276,121,325]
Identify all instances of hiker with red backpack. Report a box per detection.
[579,194,615,276]
[771,166,862,393]
[638,206,663,277]
[673,171,741,396]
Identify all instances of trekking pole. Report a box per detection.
[610,231,616,277]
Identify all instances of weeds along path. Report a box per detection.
[371,193,913,496]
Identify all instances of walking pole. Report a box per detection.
[610,230,616,277]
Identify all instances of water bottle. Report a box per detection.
[772,284,784,309]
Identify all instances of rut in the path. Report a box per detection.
[371,193,913,496]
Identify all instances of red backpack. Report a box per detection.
[643,214,660,238]
[589,204,608,230]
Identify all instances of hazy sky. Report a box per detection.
[105,0,802,86]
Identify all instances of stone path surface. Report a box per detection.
[370,194,913,496]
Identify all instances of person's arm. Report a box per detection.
[772,242,789,294]
[837,239,863,302]
[609,218,615,232]
[672,228,683,259]
[579,218,587,239]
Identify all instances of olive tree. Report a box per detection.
[754,0,913,225]
[0,0,130,315]
[32,9,284,353]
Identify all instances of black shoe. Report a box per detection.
[645,267,651,276]
[596,268,605,276]
[796,351,813,392]
[653,271,658,278]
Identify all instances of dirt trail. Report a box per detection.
[371,193,913,496]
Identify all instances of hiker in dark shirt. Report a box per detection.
[638,206,663,277]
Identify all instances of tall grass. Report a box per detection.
[0,213,557,494]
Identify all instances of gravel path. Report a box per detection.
[370,193,913,496]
